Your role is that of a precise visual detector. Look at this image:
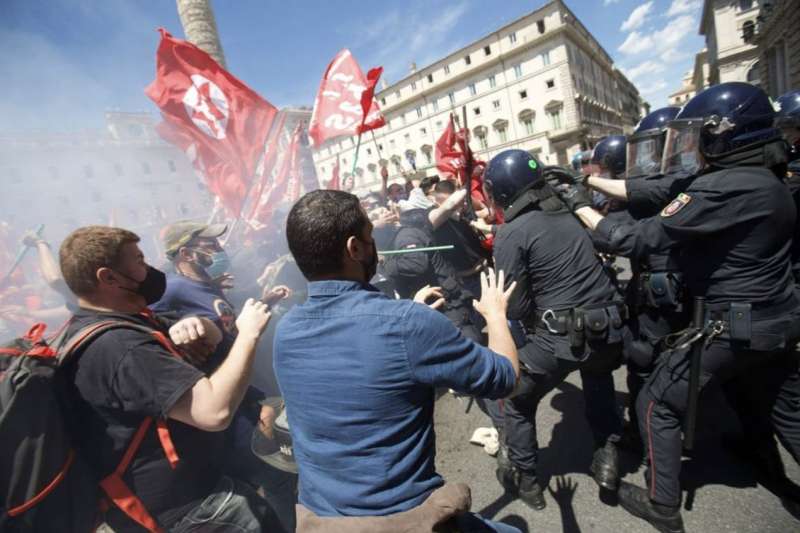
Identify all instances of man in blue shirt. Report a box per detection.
[274,189,521,531]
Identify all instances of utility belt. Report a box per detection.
[703,296,800,343]
[534,301,628,349]
[636,270,686,312]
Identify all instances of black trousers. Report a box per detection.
[501,332,623,476]
[638,331,800,506]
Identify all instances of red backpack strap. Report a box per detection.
[99,417,164,533]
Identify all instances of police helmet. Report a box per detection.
[483,149,545,209]
[591,135,627,179]
[570,150,592,173]
[661,82,779,175]
[626,107,680,179]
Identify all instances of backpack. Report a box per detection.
[0,320,184,533]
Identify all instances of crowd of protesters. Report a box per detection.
[2,83,800,533]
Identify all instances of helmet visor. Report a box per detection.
[626,134,663,179]
[661,121,703,176]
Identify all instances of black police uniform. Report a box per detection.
[383,208,483,342]
[590,201,690,441]
[596,165,800,506]
[493,191,625,480]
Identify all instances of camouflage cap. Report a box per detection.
[162,221,227,258]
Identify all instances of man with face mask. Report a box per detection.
[58,225,276,532]
[274,189,521,531]
[561,82,800,532]
[151,221,298,532]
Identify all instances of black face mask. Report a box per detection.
[115,265,167,305]
[358,237,378,283]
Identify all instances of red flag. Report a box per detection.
[435,115,465,180]
[244,111,288,222]
[145,28,278,216]
[308,49,385,147]
[329,157,340,190]
[249,124,304,226]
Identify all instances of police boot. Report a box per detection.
[617,482,685,533]
[590,439,619,490]
[496,464,546,511]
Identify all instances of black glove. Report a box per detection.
[559,183,593,212]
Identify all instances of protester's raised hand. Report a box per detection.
[472,268,516,322]
[261,284,292,307]
[414,284,445,310]
[235,298,271,339]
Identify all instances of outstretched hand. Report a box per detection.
[472,268,516,323]
[414,284,445,310]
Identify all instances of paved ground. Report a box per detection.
[434,367,800,533]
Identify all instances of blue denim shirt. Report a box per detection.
[273,280,515,517]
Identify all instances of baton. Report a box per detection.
[684,296,706,451]
[378,245,455,256]
[1,224,44,285]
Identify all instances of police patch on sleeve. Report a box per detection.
[661,193,692,217]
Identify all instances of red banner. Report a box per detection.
[308,49,385,147]
[435,115,466,181]
[145,28,277,216]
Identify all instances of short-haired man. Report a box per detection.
[274,190,521,531]
[59,226,273,532]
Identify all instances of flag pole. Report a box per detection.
[351,131,364,176]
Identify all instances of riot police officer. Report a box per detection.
[776,90,800,283]
[483,149,626,510]
[588,124,691,453]
[561,82,800,532]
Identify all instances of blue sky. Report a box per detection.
[0,0,705,134]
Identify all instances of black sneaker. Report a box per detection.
[495,464,546,511]
[590,440,620,490]
[617,481,685,533]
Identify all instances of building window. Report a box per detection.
[378,143,384,151]
[436,120,443,130]
[465,55,471,66]
[546,79,555,89]
[448,92,456,105]
[404,133,411,144]
[444,64,451,75]
[366,148,372,156]
[478,134,488,150]
[401,115,407,126]
[484,45,491,56]
[519,89,528,100]
[420,127,427,136]
[474,107,481,116]
[395,90,401,100]
[411,81,417,91]
[489,75,497,88]
[432,99,439,112]
[381,97,386,105]
[168,160,177,172]
[522,117,535,135]
[542,50,551,66]
[509,32,517,44]
[497,127,508,144]
[549,109,562,130]
[83,165,94,179]
[389,139,396,149]
[427,73,433,83]
[416,106,423,118]
[142,162,151,174]
[739,0,753,10]
[492,99,501,110]
[746,60,761,86]
[469,83,477,96]
[514,64,523,78]
[742,20,756,42]
[537,19,545,34]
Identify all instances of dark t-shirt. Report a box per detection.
[432,216,490,273]
[66,309,225,532]
[150,273,237,373]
